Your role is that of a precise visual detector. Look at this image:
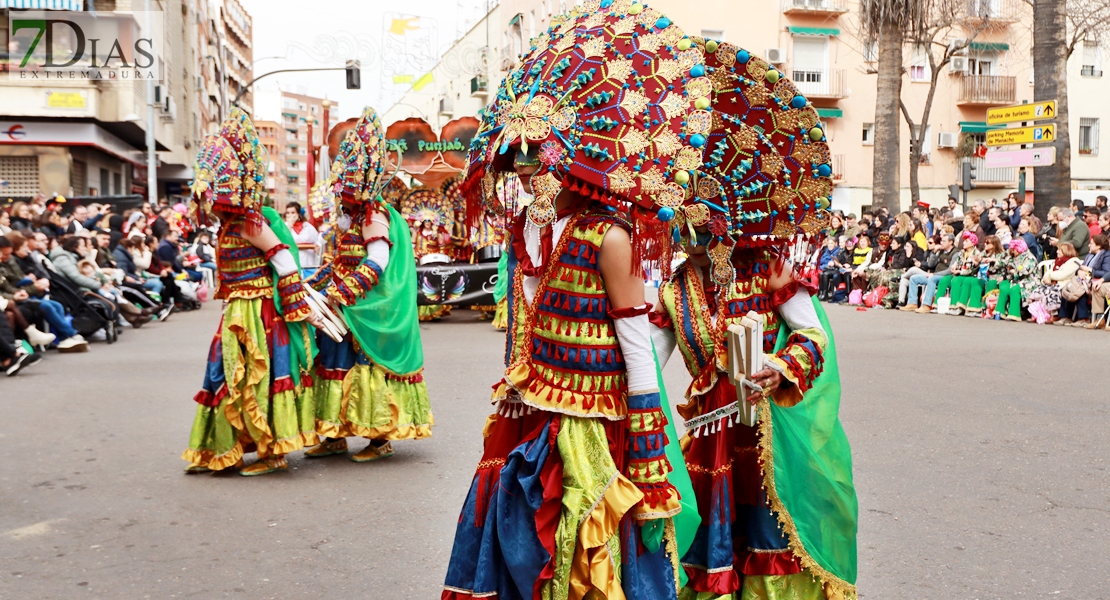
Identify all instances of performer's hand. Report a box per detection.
[746,368,783,403]
[307,310,326,329]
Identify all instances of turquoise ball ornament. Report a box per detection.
[657,207,675,222]
[689,134,706,148]
[817,163,832,177]
[690,64,706,78]
[655,16,671,29]
[791,95,807,109]
[737,49,750,64]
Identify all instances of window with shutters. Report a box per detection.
[0,157,40,196]
[71,160,87,196]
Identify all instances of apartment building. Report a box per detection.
[255,90,338,210]
[382,4,501,132]
[0,0,253,204]
[490,0,1108,212]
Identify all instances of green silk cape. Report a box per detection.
[342,203,424,375]
[493,250,509,303]
[763,297,858,593]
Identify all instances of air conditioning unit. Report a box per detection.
[471,74,489,98]
[949,56,969,74]
[947,38,969,54]
[937,131,959,148]
[160,96,176,120]
[765,48,786,64]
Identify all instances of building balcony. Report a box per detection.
[1081,66,1103,77]
[958,75,1016,105]
[969,156,1015,186]
[791,68,847,99]
[962,0,1022,25]
[783,0,848,17]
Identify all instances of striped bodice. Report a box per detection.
[217,218,271,300]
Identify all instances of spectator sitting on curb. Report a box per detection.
[903,233,960,313]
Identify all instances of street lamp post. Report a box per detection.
[144,0,157,203]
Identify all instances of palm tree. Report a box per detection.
[1031,0,1070,211]
[859,0,929,213]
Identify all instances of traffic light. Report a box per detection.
[961,161,977,192]
[345,60,361,90]
[948,184,961,200]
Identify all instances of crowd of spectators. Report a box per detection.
[0,195,212,377]
[812,194,1110,330]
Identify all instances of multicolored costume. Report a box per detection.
[490,250,509,329]
[444,3,712,598]
[651,40,858,599]
[183,108,318,476]
[306,107,433,462]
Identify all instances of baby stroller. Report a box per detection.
[45,273,118,344]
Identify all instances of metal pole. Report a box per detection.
[231,67,347,105]
[145,0,157,203]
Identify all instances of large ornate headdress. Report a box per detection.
[189,107,268,231]
[678,40,835,284]
[466,0,708,238]
[330,106,389,206]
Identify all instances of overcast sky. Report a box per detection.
[240,0,488,120]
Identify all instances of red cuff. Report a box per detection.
[648,310,672,330]
[770,276,817,308]
[364,235,393,248]
[263,243,290,261]
[608,303,653,319]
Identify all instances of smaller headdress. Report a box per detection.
[330,106,389,206]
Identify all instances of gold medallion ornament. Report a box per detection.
[708,240,736,285]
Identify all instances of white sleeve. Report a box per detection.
[611,307,659,395]
[269,248,298,276]
[650,322,676,369]
[365,239,390,270]
[777,289,824,335]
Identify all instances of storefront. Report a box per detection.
[0,121,146,200]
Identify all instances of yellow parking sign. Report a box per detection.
[985,125,1055,147]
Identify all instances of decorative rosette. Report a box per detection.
[330,106,389,205]
[677,40,833,257]
[466,0,709,226]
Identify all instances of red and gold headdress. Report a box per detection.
[678,41,835,283]
[466,0,708,242]
[190,107,268,232]
[330,106,389,206]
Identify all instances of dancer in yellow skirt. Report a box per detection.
[183,108,322,476]
[305,107,433,462]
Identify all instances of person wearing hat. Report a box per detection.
[301,106,433,463]
[934,231,984,315]
[648,41,858,599]
[182,108,323,477]
[443,7,707,598]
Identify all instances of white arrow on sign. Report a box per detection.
[983,147,1057,169]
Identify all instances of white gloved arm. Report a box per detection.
[611,305,658,395]
[650,321,676,369]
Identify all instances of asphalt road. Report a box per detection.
[1,300,1107,599]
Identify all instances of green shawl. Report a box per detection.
[493,250,509,303]
[261,206,317,388]
[763,297,858,594]
[342,203,424,374]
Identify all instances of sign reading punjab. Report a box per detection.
[985,124,1055,147]
[986,101,1057,125]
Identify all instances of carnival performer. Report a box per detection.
[652,42,858,599]
[304,106,433,462]
[411,210,455,321]
[183,108,322,476]
[442,4,708,598]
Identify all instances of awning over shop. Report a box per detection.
[788,26,840,36]
[959,121,1006,133]
[816,108,843,118]
[0,0,83,8]
[969,42,1010,52]
[509,13,522,26]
